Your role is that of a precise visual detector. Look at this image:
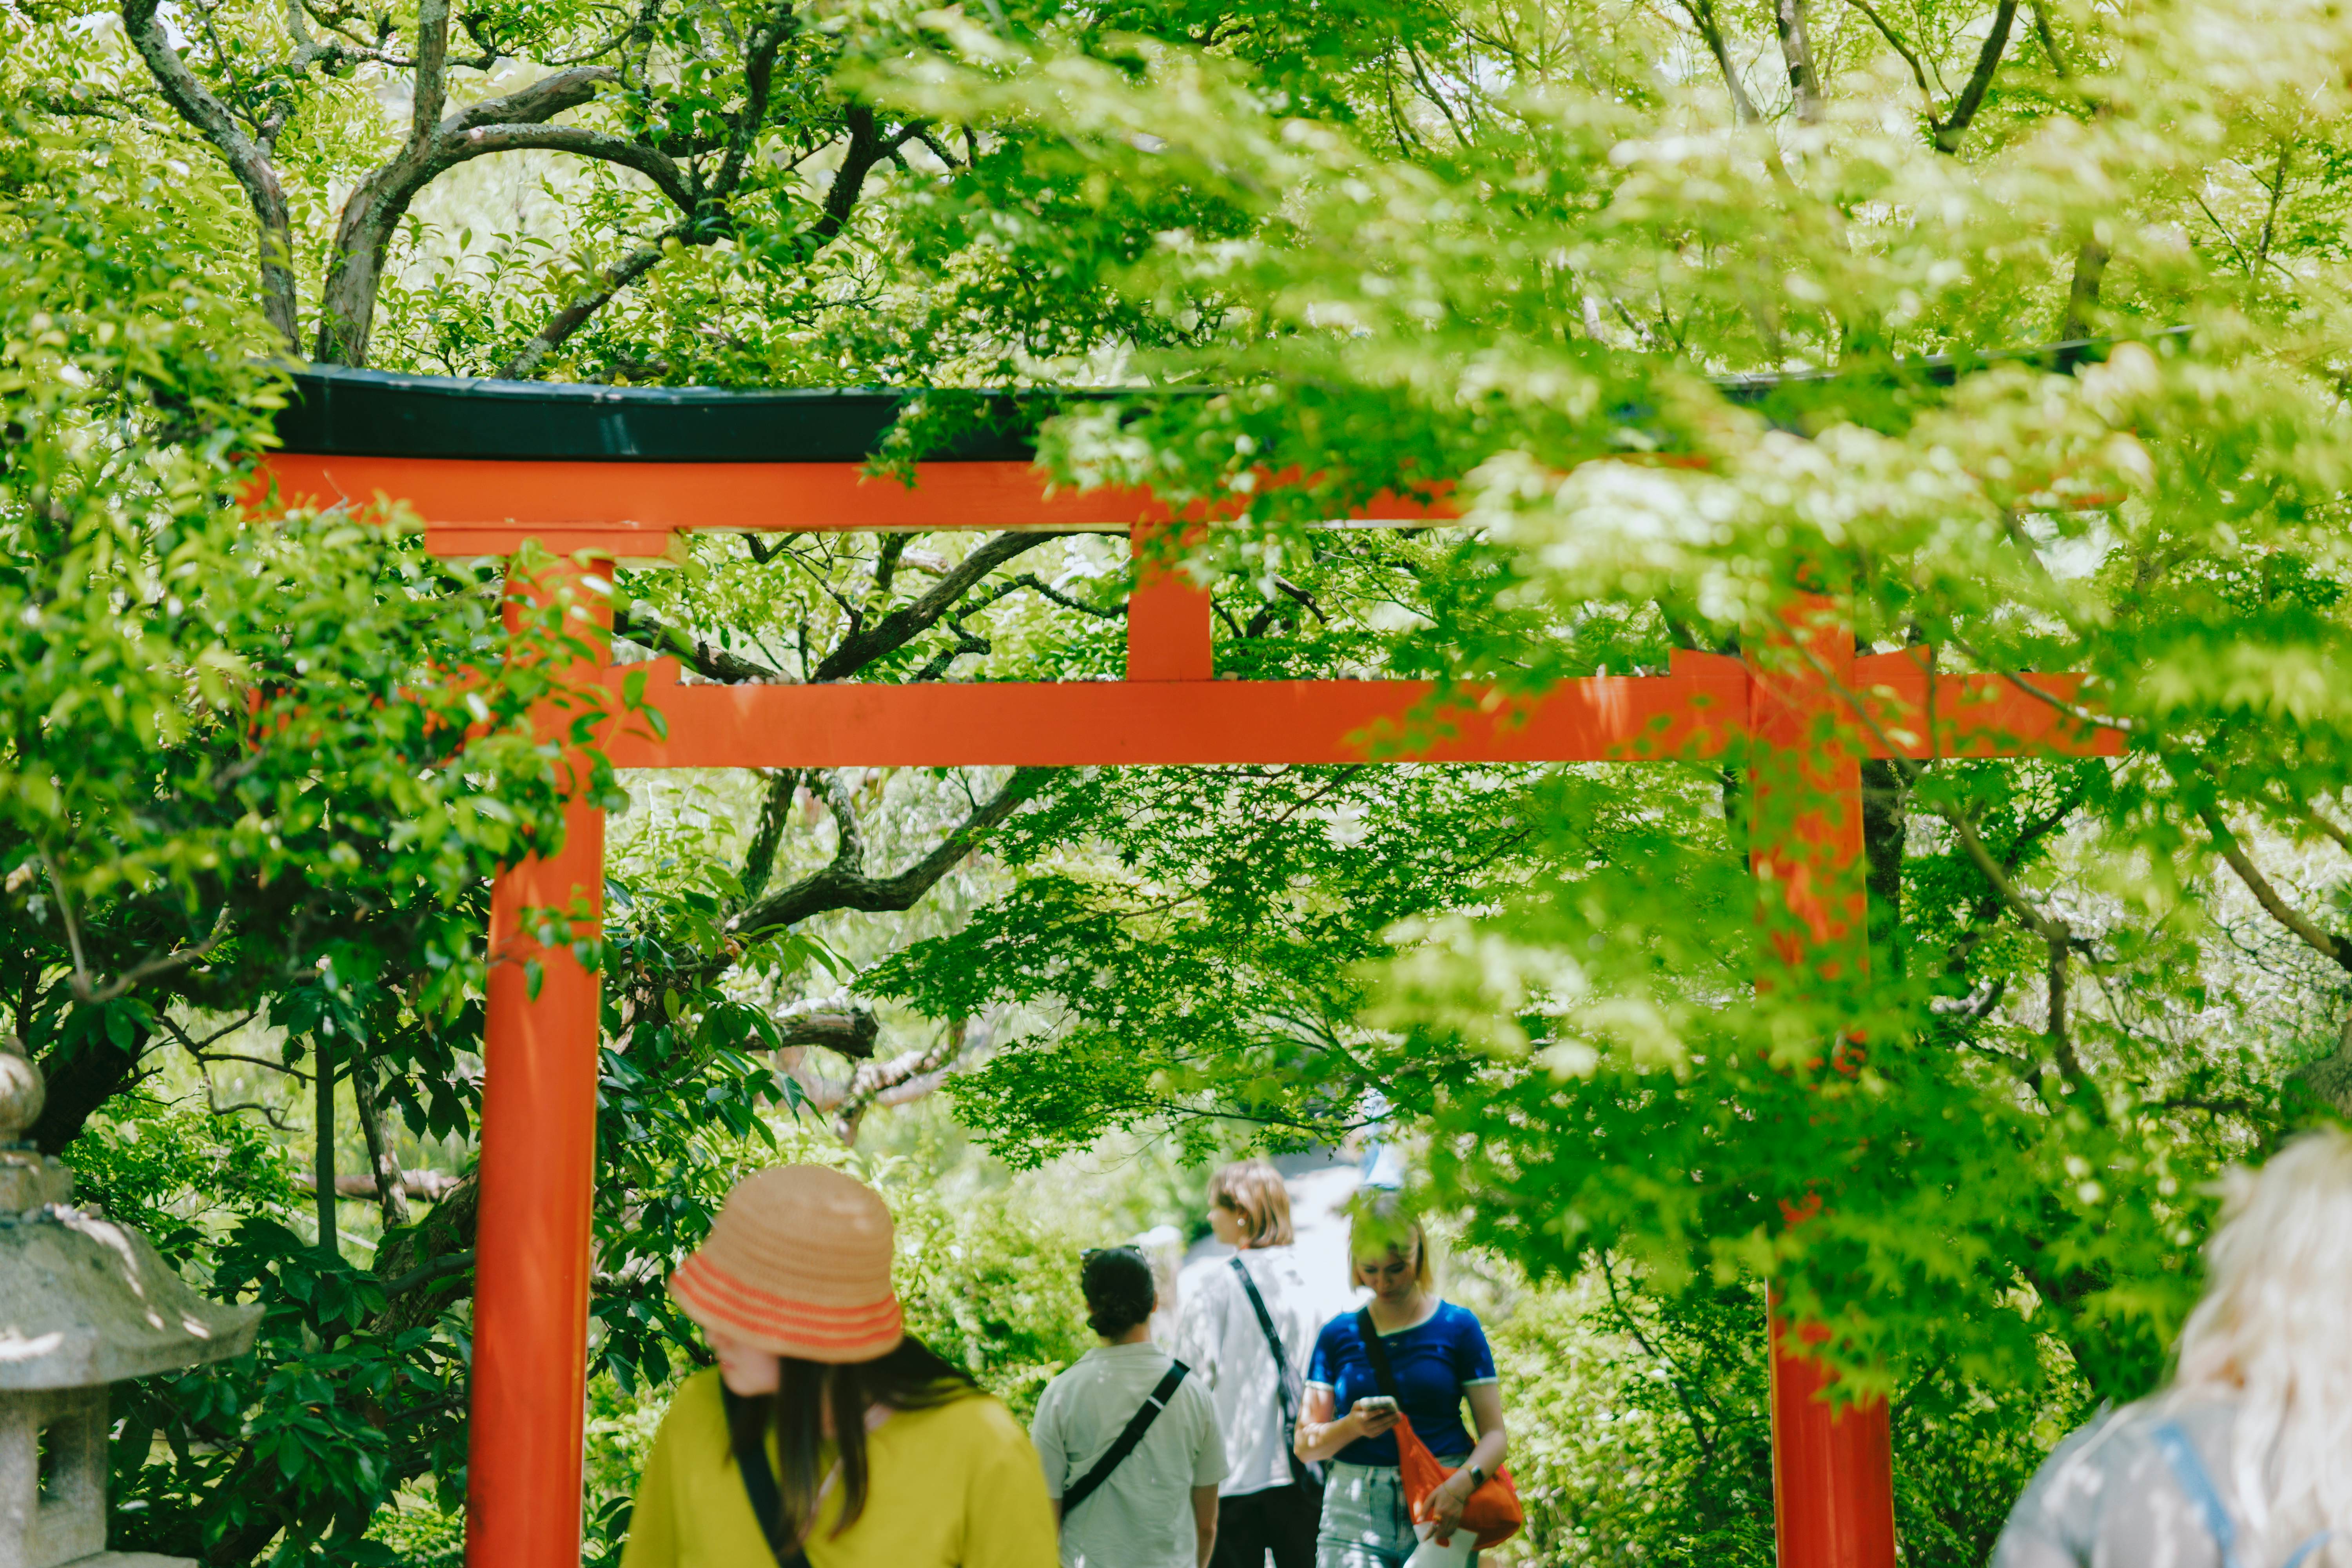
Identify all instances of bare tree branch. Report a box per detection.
[913,624,991,681]
[1942,803,2069,944]
[441,66,622,137]
[316,66,657,364]
[727,767,1049,948]
[1844,0,1938,107]
[787,106,927,263]
[1677,0,1763,124]
[1774,0,1825,124]
[350,1059,412,1230]
[1932,0,2020,151]
[774,1002,880,1059]
[495,14,901,379]
[965,573,1128,621]
[713,2,798,207]
[442,123,696,209]
[2199,804,2352,974]
[2059,239,2109,339]
[613,608,783,683]
[297,1169,463,1201]
[497,239,676,379]
[120,0,300,346]
[2287,795,2352,858]
[370,1171,479,1332]
[739,769,802,906]
[410,0,452,140]
[811,771,866,877]
[811,532,1055,680]
[832,1017,970,1143]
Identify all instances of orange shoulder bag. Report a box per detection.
[1353,1308,1522,1549]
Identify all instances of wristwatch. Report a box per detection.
[1466,1463,1488,1489]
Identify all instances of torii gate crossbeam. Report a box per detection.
[263,365,2118,1568]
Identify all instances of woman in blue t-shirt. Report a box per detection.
[1294,1203,1508,1568]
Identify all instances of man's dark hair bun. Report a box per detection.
[1080,1247,1156,1338]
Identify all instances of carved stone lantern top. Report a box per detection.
[0,1038,261,1568]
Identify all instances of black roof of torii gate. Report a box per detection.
[271,334,2163,464]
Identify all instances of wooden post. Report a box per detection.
[1746,599,1897,1568]
[1128,522,1213,681]
[466,558,608,1568]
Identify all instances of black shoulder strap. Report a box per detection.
[1060,1360,1189,1517]
[1356,1307,1403,1401]
[1234,1258,1323,1488]
[1231,1258,1301,1425]
[720,1387,813,1568]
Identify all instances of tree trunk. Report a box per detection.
[1774,0,1826,123]
[314,1039,338,1261]
[2060,240,2109,339]
[351,1060,414,1231]
[371,1171,481,1333]
[1859,759,1906,976]
[2294,1016,2352,1116]
[314,166,412,365]
[29,1026,147,1156]
[119,0,302,349]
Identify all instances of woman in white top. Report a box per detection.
[1994,1127,2352,1568]
[1175,1159,1329,1568]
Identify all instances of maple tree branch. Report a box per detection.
[497,236,677,381]
[1933,0,2020,151]
[2199,804,2352,975]
[1678,0,1763,124]
[727,768,1049,947]
[120,0,300,345]
[410,0,452,139]
[612,608,783,683]
[1844,0,1937,107]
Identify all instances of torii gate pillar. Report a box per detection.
[1748,601,1897,1568]
[467,558,609,1568]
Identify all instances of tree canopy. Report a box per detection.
[7,0,2352,1558]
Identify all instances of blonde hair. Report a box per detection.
[2166,1125,2352,1562]
[1347,1196,1432,1292]
[1209,1159,1295,1249]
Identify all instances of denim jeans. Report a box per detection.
[1313,1459,1479,1568]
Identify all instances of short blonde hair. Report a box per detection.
[1347,1196,1432,1291]
[1209,1159,1295,1248]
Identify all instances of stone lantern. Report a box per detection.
[0,1042,260,1568]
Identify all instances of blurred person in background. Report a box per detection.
[1177,1158,1328,1568]
[1994,1127,2352,1568]
[1034,1245,1228,1568]
[1293,1201,1508,1568]
[623,1164,1054,1568]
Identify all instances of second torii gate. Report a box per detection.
[265,364,2118,1568]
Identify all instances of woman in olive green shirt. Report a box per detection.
[622,1165,1056,1568]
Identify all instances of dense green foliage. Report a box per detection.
[9,0,2352,1559]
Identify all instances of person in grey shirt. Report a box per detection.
[1035,1247,1228,1568]
[1994,1127,2352,1568]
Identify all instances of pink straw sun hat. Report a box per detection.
[668,1165,905,1364]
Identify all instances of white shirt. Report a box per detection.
[1032,1341,1227,1568]
[1172,1246,1330,1498]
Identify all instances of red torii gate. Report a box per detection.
[264,365,2116,1568]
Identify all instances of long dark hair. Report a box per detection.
[724,1333,977,1548]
